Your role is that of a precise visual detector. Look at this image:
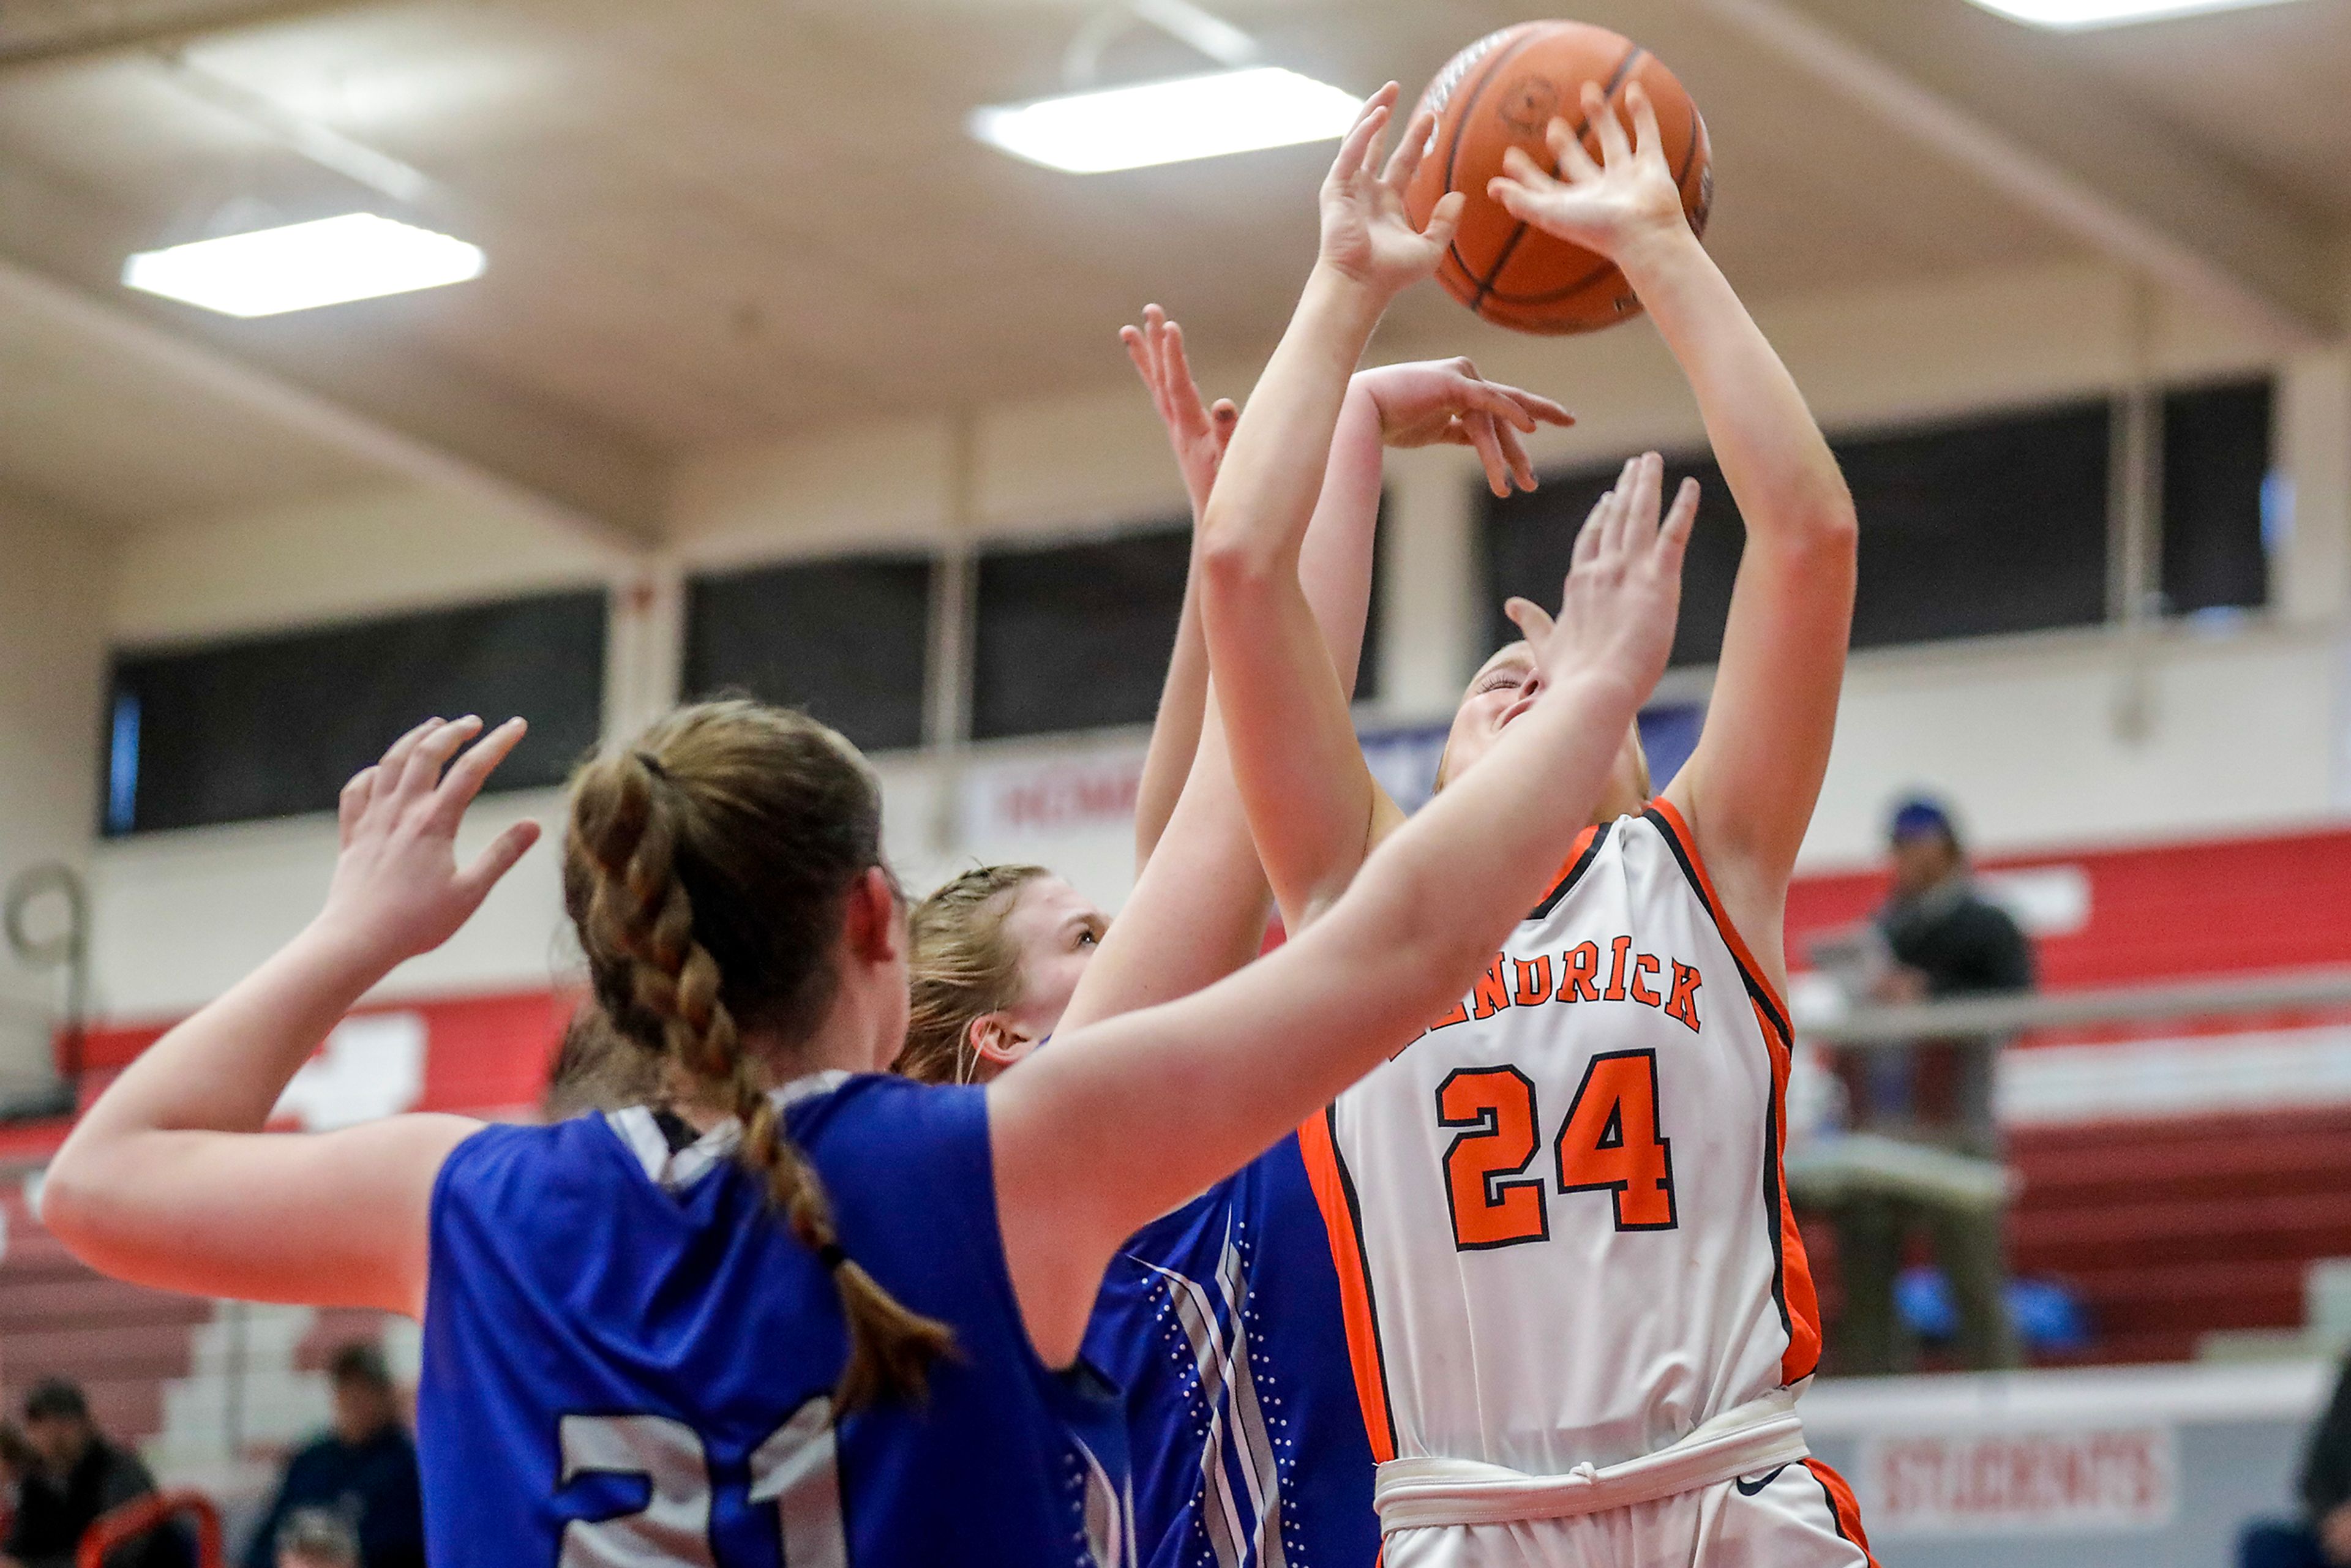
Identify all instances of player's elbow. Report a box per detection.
[1816,494,1860,554]
[1198,504,1284,600]
[1798,477,1859,556]
[37,1135,118,1261]
[1760,489,1856,577]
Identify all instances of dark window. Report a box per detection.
[1840,400,2110,648]
[1482,456,1739,667]
[1358,493,1389,705]
[1483,399,2111,664]
[2162,378,2272,615]
[972,517,1388,742]
[105,590,606,836]
[684,556,932,754]
[973,527,1191,741]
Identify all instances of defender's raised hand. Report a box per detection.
[1354,358,1574,497]
[1487,80,1691,264]
[1122,304,1238,519]
[1318,84,1463,298]
[317,716,541,967]
[1507,452,1698,700]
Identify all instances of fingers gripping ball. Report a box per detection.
[1406,21,1712,335]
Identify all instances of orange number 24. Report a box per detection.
[1436,1050,1676,1251]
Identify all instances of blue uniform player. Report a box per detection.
[43,86,1690,1568]
[1084,1138,1378,1568]
[424,1080,1132,1566]
[903,861,1385,1568]
[891,307,1565,1567]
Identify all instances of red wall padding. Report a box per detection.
[1786,822,2351,990]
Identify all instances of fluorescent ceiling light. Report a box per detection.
[122,212,484,317]
[970,67,1361,174]
[1966,0,2301,28]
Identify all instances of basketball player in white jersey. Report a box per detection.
[1195,81,1870,1565]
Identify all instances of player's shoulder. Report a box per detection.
[788,1073,994,1193]
[790,1070,982,1140]
[435,1108,657,1207]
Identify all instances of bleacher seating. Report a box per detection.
[0,1185,207,1446]
[1787,823,2351,1367]
[2005,1104,2351,1362]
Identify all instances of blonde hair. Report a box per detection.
[563,699,954,1409]
[893,865,1052,1085]
[539,1007,660,1122]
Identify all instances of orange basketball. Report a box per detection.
[1406,21,1712,336]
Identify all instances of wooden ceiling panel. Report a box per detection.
[2060,1,2351,221]
[5,0,2332,531]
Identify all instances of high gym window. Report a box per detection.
[1839,399,2113,648]
[1481,452,1743,669]
[969,511,1387,743]
[1485,396,2129,662]
[2161,378,2273,617]
[103,590,607,836]
[972,525,1196,742]
[684,554,934,754]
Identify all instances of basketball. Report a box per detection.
[1406,21,1713,335]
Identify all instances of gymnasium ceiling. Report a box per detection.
[0,0,2344,539]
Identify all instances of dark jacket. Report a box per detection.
[239,1425,424,1568]
[2303,1354,2351,1523]
[1880,876,2036,1000]
[1862,874,2036,1155]
[4,1436,193,1568]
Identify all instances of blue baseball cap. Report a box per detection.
[1888,797,1957,846]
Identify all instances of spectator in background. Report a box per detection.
[1829,795,2033,1373]
[1,1379,190,1568]
[272,1510,359,1568]
[2243,1351,2351,1567]
[0,1418,35,1491]
[240,1346,421,1568]
[0,1422,34,1548]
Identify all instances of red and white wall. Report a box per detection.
[0,256,2343,1068]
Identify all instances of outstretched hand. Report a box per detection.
[314,716,542,967]
[1486,80,1691,264]
[1507,452,1697,701]
[1355,358,1573,497]
[1122,304,1237,519]
[1318,83,1463,298]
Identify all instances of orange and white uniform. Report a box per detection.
[1299,801,1874,1567]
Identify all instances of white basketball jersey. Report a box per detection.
[1297,801,1821,1479]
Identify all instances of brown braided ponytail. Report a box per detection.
[894,864,1053,1085]
[563,699,955,1409]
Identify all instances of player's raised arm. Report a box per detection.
[40,718,541,1316]
[1060,317,1373,1032]
[994,454,1695,1364]
[1199,86,1565,934]
[1127,306,1239,874]
[1491,80,1858,988]
[1067,318,1569,1031]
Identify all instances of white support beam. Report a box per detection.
[0,0,375,67]
[1697,0,2339,350]
[0,252,651,555]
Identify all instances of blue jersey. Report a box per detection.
[418,1072,1134,1568]
[1083,1133,1378,1568]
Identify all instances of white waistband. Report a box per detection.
[1373,1389,1810,1532]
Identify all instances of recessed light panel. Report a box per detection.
[1967,0,2301,29]
[970,67,1362,174]
[122,212,484,317]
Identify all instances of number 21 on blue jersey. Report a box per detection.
[556,1398,844,1567]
